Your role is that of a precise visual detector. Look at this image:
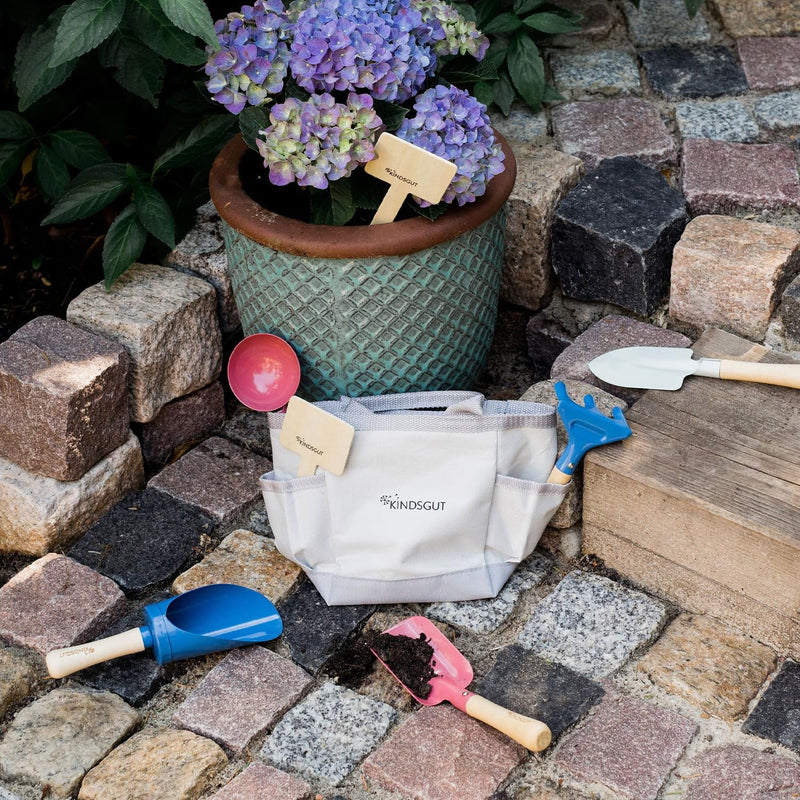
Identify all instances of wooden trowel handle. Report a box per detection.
[719,360,800,389]
[46,628,146,679]
[465,694,551,751]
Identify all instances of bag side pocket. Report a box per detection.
[486,474,569,564]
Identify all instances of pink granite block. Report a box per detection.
[685,745,800,799]
[172,646,311,754]
[0,315,129,481]
[682,138,800,215]
[209,763,312,800]
[134,381,225,466]
[552,99,677,169]
[363,705,526,800]
[148,436,271,523]
[0,554,124,654]
[556,693,697,800]
[738,37,800,90]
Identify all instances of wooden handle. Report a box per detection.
[465,694,551,751]
[46,628,146,679]
[719,360,800,389]
[547,465,572,485]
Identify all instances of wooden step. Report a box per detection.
[583,328,800,657]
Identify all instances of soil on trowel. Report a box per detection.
[364,630,437,699]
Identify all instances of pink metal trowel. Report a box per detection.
[227,333,301,411]
[372,616,552,751]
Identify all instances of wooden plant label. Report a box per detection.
[279,396,355,477]
[365,132,457,225]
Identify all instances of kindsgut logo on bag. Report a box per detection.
[379,493,446,511]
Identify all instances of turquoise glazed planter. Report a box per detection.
[209,134,516,401]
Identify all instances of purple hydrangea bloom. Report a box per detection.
[205,0,290,114]
[395,84,504,206]
[413,0,489,59]
[288,0,436,102]
[256,93,383,189]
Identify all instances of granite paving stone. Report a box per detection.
[363,704,525,800]
[0,553,124,654]
[78,727,228,800]
[552,159,688,315]
[780,273,800,342]
[0,648,40,718]
[173,646,312,754]
[682,138,800,214]
[548,49,641,100]
[517,570,667,679]
[738,36,800,90]
[475,644,604,740]
[538,523,582,561]
[713,0,800,37]
[556,692,697,800]
[165,218,241,334]
[0,315,129,481]
[548,317,690,406]
[0,687,139,798]
[172,529,301,603]
[148,436,272,524]
[502,145,584,311]
[742,659,800,752]
[621,0,710,47]
[754,90,800,131]
[525,313,573,383]
[637,613,776,721]
[209,763,312,800]
[261,681,396,784]
[428,553,551,634]
[278,579,375,673]
[69,488,215,596]
[490,106,550,146]
[669,214,800,340]
[77,594,171,706]
[219,407,273,458]
[640,45,748,99]
[553,0,616,39]
[133,381,225,467]
[552,99,677,169]
[684,744,800,799]
[0,431,143,556]
[675,99,758,142]
[67,263,223,423]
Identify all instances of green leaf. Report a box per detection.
[492,71,516,115]
[513,0,546,14]
[309,179,355,226]
[133,182,176,247]
[507,34,544,110]
[372,99,409,131]
[684,0,704,17]
[453,2,476,22]
[14,9,78,111]
[0,112,35,142]
[35,145,72,202]
[125,0,205,65]
[238,105,272,152]
[47,130,110,169]
[541,82,564,103]
[50,0,127,68]
[473,0,502,28]
[0,141,30,188]
[152,115,237,174]
[99,30,165,105]
[350,169,387,211]
[42,162,129,224]
[440,53,501,84]
[522,11,581,33]
[103,203,147,288]
[157,0,218,49]
[472,80,495,107]
[481,12,522,35]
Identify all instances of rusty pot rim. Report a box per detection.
[208,130,516,259]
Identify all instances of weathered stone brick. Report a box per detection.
[754,90,800,131]
[742,660,800,752]
[549,49,641,100]
[713,0,800,37]
[209,763,312,800]
[640,45,748,99]
[0,648,40,718]
[670,215,800,341]
[621,0,710,46]
[0,315,129,480]
[67,263,223,423]
[738,36,800,90]
[675,100,758,142]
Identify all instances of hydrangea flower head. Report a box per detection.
[288,0,436,102]
[205,0,290,114]
[256,93,383,189]
[413,0,489,59]
[395,84,504,206]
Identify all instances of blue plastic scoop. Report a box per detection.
[46,584,283,678]
[547,381,632,485]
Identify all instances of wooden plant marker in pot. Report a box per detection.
[366,133,457,225]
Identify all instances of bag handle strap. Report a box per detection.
[339,391,485,415]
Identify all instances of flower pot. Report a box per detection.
[209,133,516,400]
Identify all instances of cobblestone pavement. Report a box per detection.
[2,0,800,798]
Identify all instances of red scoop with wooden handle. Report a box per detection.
[370,615,551,752]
